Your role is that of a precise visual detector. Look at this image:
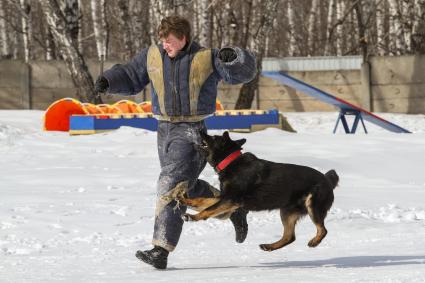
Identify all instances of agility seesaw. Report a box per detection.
[262,71,411,134]
[43,98,291,135]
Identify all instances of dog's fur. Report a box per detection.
[177,131,339,251]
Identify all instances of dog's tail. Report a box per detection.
[325,169,339,189]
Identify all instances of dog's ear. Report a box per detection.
[235,138,246,147]
[223,131,230,140]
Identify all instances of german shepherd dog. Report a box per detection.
[176,131,339,251]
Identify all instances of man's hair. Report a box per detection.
[158,16,191,43]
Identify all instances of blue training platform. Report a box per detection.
[262,71,411,134]
[69,109,280,135]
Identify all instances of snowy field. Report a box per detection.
[1,110,425,282]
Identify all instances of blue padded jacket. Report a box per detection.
[103,41,256,121]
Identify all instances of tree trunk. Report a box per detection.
[307,0,319,55]
[335,0,345,56]
[0,0,11,58]
[118,0,133,59]
[287,0,297,56]
[130,0,150,51]
[388,0,404,54]
[40,0,101,103]
[354,0,368,62]
[20,0,31,62]
[412,0,425,53]
[198,0,210,47]
[235,0,278,110]
[324,0,336,55]
[375,0,386,55]
[63,0,79,44]
[91,0,108,60]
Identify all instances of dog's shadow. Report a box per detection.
[261,255,425,269]
[171,255,425,271]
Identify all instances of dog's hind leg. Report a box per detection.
[259,210,300,252]
[305,193,328,247]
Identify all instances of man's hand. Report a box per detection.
[218,48,237,63]
[94,76,109,93]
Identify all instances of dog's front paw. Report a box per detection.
[182,214,194,222]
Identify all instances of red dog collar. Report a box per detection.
[215,150,242,172]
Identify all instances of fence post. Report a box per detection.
[21,62,32,109]
[360,61,372,112]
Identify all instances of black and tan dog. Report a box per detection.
[176,131,339,251]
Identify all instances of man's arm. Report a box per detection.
[213,47,257,84]
[96,48,150,95]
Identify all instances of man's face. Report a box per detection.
[161,33,187,58]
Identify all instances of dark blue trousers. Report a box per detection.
[152,120,219,251]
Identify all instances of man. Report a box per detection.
[95,16,256,269]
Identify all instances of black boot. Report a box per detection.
[230,208,249,243]
[135,246,169,270]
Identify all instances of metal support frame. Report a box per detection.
[333,109,368,134]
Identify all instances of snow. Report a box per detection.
[1,110,425,282]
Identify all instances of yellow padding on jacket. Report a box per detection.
[147,45,166,115]
[189,49,213,115]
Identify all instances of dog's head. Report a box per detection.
[198,131,246,167]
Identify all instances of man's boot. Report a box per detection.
[135,246,169,270]
[229,208,249,243]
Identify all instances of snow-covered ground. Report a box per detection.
[1,110,425,282]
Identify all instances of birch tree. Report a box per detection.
[19,0,31,62]
[90,0,108,60]
[235,0,278,110]
[40,0,101,103]
[335,0,345,56]
[388,0,405,54]
[287,0,297,56]
[324,0,336,55]
[307,0,319,55]
[0,0,11,58]
[412,0,425,52]
[198,0,211,47]
[118,0,133,59]
[375,0,386,55]
[130,0,150,52]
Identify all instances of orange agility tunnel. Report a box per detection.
[113,100,144,113]
[97,104,122,114]
[82,103,104,114]
[44,98,226,132]
[44,98,88,131]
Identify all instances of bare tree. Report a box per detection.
[235,0,278,110]
[0,0,11,58]
[335,0,345,56]
[130,0,150,52]
[90,0,108,60]
[307,0,320,55]
[412,0,425,53]
[375,0,386,55]
[19,0,31,62]
[39,0,101,103]
[388,0,405,54]
[287,0,297,56]
[118,0,133,59]
[198,0,211,47]
[324,0,336,55]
